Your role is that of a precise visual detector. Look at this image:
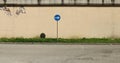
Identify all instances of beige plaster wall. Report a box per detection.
[0,7,120,38]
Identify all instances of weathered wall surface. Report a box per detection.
[0,7,120,38]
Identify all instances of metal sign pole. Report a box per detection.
[54,14,61,41]
[57,21,58,40]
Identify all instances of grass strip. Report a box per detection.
[0,37,119,44]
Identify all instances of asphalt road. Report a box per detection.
[0,44,119,63]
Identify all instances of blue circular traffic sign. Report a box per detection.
[54,14,61,21]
